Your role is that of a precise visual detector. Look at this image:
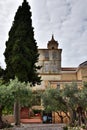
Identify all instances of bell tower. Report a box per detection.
[38,35,62,74]
[47,35,59,49]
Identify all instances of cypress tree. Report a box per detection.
[4,0,41,85]
[0,67,3,78]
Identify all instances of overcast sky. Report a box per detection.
[0,0,87,69]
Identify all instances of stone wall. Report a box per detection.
[2,115,14,123]
[13,124,65,130]
[38,49,62,74]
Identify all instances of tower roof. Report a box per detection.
[79,61,87,67]
[47,35,59,49]
[51,34,55,41]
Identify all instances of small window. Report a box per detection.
[52,47,54,49]
[57,83,60,89]
[45,52,49,60]
[52,52,57,59]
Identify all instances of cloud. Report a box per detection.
[59,0,87,66]
[0,0,87,68]
[0,0,22,68]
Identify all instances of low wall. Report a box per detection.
[13,124,65,130]
[2,115,14,123]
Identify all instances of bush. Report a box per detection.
[81,124,86,129]
[63,126,68,130]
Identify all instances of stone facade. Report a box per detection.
[32,35,87,124]
[34,35,87,90]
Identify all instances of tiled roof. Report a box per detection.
[61,67,77,71]
[79,61,87,67]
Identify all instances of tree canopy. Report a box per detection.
[42,88,66,113]
[0,77,33,128]
[3,0,41,85]
[42,82,87,125]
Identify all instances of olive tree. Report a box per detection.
[0,77,33,128]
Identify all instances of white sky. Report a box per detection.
[0,0,87,68]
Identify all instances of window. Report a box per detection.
[45,52,49,60]
[52,47,54,49]
[52,52,57,59]
[57,83,60,89]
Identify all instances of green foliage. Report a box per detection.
[0,82,14,110]
[42,88,66,113]
[2,108,13,115]
[78,82,87,110]
[42,83,79,114]
[63,126,68,130]
[0,77,33,113]
[42,82,87,125]
[4,0,41,85]
[62,82,80,110]
[68,126,81,130]
[32,93,41,106]
[81,124,86,129]
[8,77,33,107]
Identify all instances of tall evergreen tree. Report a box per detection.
[4,0,41,85]
[0,67,3,78]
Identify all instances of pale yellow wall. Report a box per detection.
[52,112,69,123]
[61,73,77,81]
[77,68,82,80]
[77,66,87,82]
[40,74,61,88]
[81,67,87,81]
[41,75,61,81]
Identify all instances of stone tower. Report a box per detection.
[47,34,58,49]
[38,35,62,74]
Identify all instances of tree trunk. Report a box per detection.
[57,112,64,123]
[68,107,74,125]
[60,116,64,123]
[64,112,70,120]
[0,106,4,129]
[14,99,20,126]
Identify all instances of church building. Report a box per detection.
[33,35,87,123]
[21,35,87,123]
[35,35,87,90]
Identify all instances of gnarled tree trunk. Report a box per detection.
[68,107,74,125]
[0,106,4,129]
[14,99,20,126]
